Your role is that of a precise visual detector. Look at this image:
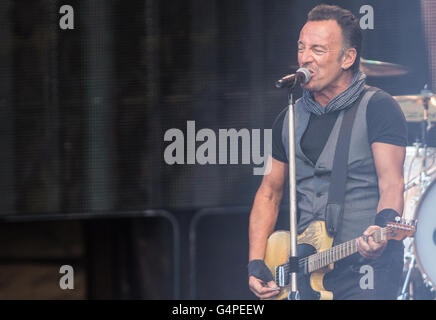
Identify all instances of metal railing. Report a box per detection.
[0,209,181,300]
[189,206,251,299]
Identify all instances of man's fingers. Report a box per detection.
[357,237,370,258]
[367,236,386,251]
[249,276,280,299]
[358,236,370,252]
[259,281,280,299]
[266,280,280,290]
[249,276,267,294]
[358,228,387,259]
[358,236,378,258]
[363,225,380,237]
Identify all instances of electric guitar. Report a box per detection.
[264,220,415,300]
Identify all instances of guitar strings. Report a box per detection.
[277,225,411,275]
[278,228,388,273]
[278,239,358,272]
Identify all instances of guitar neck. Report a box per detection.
[307,228,385,273]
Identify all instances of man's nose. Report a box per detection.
[299,49,314,66]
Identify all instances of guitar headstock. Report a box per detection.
[385,219,416,241]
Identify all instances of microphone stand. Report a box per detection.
[287,78,300,300]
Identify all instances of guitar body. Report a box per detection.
[262,219,415,300]
[264,221,334,300]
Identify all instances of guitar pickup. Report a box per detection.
[275,265,289,287]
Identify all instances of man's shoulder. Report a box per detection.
[365,86,405,120]
[364,85,408,146]
[365,86,399,105]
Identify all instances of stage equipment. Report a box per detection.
[360,57,409,77]
[397,87,436,299]
[274,67,310,300]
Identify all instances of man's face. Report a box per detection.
[297,20,346,92]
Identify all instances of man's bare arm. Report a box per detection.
[249,156,288,260]
[372,142,405,214]
[358,142,405,259]
[248,156,288,298]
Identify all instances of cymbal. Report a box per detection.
[394,92,436,122]
[360,58,409,77]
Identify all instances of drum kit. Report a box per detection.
[358,57,436,300]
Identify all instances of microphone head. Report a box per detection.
[296,67,311,84]
[275,74,294,88]
[275,68,311,89]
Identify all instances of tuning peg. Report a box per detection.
[409,219,417,227]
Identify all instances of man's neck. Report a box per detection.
[314,71,354,107]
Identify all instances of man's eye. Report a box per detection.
[313,48,326,55]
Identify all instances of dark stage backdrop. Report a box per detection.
[0,0,430,216]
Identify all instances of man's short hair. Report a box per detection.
[307,4,362,73]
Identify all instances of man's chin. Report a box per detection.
[303,78,326,92]
[302,82,317,92]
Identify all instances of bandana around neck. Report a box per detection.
[301,71,367,116]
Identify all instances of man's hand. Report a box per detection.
[247,259,280,299]
[357,225,387,259]
[249,276,280,299]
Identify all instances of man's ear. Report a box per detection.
[341,47,357,70]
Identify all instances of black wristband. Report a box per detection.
[375,208,400,227]
[247,259,273,282]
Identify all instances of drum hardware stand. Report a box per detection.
[418,85,433,177]
[421,273,435,292]
[411,86,436,195]
[398,238,416,300]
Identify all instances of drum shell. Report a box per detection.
[411,177,436,290]
[403,146,436,221]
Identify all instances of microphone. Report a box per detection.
[275,67,311,88]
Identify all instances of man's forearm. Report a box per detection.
[248,189,282,261]
[376,180,405,216]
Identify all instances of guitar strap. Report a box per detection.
[325,87,377,238]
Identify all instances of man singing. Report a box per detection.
[248,4,407,300]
